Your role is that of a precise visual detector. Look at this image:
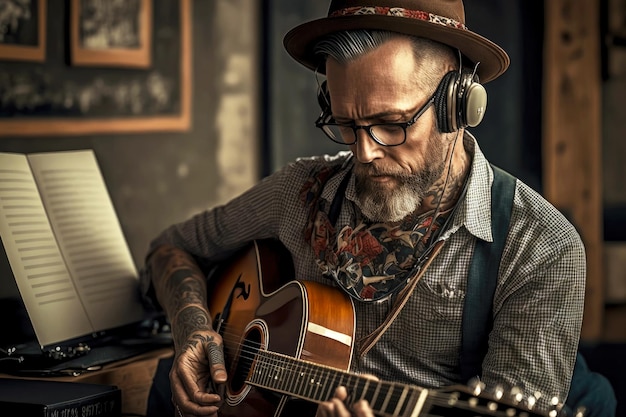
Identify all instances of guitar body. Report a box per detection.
[207,240,356,417]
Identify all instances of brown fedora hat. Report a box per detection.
[283,0,510,83]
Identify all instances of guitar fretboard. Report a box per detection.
[247,349,428,417]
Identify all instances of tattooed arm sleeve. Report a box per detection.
[148,244,213,349]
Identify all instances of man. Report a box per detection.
[140,1,586,416]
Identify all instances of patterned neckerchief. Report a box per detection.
[301,166,455,301]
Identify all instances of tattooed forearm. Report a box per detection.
[150,246,205,303]
[172,305,212,348]
[152,246,204,287]
[148,244,214,347]
[165,269,208,317]
[151,245,199,281]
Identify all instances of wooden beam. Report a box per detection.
[543,0,604,340]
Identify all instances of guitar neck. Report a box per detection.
[247,349,552,417]
[247,349,429,417]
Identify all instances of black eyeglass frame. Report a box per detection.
[315,94,436,147]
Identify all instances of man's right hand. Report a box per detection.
[170,329,228,417]
[147,245,228,416]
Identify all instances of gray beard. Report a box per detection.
[355,179,423,222]
[354,163,444,222]
[353,135,447,223]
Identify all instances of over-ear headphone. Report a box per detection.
[316,68,487,134]
[432,69,487,133]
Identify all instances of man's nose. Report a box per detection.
[352,128,384,164]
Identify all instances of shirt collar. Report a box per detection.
[319,151,356,204]
[458,132,494,242]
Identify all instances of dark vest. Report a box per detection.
[464,165,616,417]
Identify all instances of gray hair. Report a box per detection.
[313,30,457,91]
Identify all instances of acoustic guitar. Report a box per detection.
[207,240,559,417]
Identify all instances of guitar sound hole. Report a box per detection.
[230,327,262,393]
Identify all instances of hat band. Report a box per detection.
[329,6,467,30]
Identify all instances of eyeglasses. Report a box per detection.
[315,94,435,147]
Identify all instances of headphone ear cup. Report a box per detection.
[317,80,331,113]
[433,71,458,133]
[433,70,488,133]
[461,75,487,128]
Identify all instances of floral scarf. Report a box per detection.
[301,166,451,301]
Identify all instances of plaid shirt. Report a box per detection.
[140,133,585,411]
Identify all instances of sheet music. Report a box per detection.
[0,151,145,347]
[27,151,145,334]
[0,153,93,346]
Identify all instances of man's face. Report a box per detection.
[325,37,450,223]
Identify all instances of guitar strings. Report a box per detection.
[210,327,540,416]
[214,326,430,409]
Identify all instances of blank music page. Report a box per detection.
[27,150,145,336]
[0,153,93,346]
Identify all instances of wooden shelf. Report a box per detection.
[1,347,174,416]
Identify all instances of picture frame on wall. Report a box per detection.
[70,0,152,68]
[0,0,47,62]
[0,0,191,136]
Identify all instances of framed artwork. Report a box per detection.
[0,0,191,136]
[70,0,152,68]
[0,0,46,62]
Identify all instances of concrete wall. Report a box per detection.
[0,0,260,273]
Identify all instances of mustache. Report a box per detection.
[354,162,408,179]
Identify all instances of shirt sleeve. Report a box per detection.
[136,154,347,310]
[482,192,587,411]
[137,164,293,310]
